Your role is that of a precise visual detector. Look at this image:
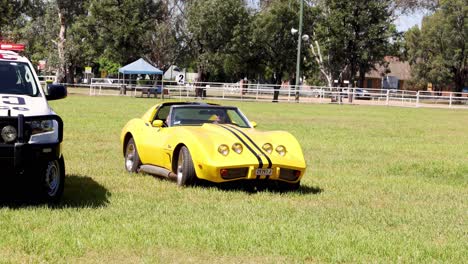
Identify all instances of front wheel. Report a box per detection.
[39,157,65,203]
[176,146,197,186]
[124,137,141,173]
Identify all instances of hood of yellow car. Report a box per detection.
[172,123,300,156]
[169,123,305,169]
[174,123,274,143]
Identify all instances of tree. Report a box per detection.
[88,0,165,66]
[186,0,251,81]
[393,0,439,13]
[250,0,315,84]
[310,0,396,87]
[0,0,44,40]
[0,1,17,36]
[47,0,89,83]
[147,0,190,70]
[405,0,467,92]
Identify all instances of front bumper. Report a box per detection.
[0,143,62,174]
[195,162,306,184]
[0,114,63,175]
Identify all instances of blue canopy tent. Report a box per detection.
[118,58,163,75]
[118,58,163,96]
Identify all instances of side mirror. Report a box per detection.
[250,121,257,128]
[152,120,164,127]
[46,84,67,101]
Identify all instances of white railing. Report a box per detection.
[63,80,468,109]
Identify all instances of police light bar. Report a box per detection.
[0,43,25,51]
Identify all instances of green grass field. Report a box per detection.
[1,95,467,263]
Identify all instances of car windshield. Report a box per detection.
[0,61,40,96]
[170,106,250,128]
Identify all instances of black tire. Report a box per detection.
[124,137,141,173]
[277,181,300,192]
[176,146,197,186]
[39,156,65,204]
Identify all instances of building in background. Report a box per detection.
[363,56,412,90]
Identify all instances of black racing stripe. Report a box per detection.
[217,124,263,168]
[227,125,273,169]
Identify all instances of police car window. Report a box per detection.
[0,61,39,96]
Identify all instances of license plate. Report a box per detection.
[255,168,272,176]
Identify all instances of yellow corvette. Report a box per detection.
[120,102,306,190]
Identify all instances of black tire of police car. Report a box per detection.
[38,156,65,203]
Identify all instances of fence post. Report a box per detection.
[449,92,452,107]
[256,84,259,100]
[319,87,323,104]
[386,89,390,106]
[416,91,420,107]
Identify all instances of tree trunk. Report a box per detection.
[67,65,75,84]
[349,60,357,88]
[453,69,465,93]
[196,64,207,98]
[310,40,332,87]
[358,68,366,88]
[272,71,282,102]
[56,8,67,83]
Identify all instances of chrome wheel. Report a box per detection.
[125,142,136,171]
[176,146,197,186]
[177,151,184,185]
[124,138,141,173]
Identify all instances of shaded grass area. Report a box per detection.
[1,95,467,263]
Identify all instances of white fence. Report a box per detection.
[64,80,468,109]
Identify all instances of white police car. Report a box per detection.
[0,43,67,203]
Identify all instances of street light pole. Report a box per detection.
[294,0,304,102]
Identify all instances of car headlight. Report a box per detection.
[28,120,54,135]
[26,119,58,144]
[218,144,229,156]
[275,145,287,156]
[262,143,273,154]
[232,143,243,154]
[1,125,17,143]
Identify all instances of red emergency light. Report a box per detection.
[0,43,25,51]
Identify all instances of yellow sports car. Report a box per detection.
[120,102,306,190]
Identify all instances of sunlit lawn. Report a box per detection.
[1,95,467,263]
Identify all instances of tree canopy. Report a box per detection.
[405,0,467,92]
[0,0,465,91]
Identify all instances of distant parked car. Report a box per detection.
[91,78,120,86]
[310,88,324,98]
[354,88,371,100]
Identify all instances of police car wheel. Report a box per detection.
[40,157,65,203]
